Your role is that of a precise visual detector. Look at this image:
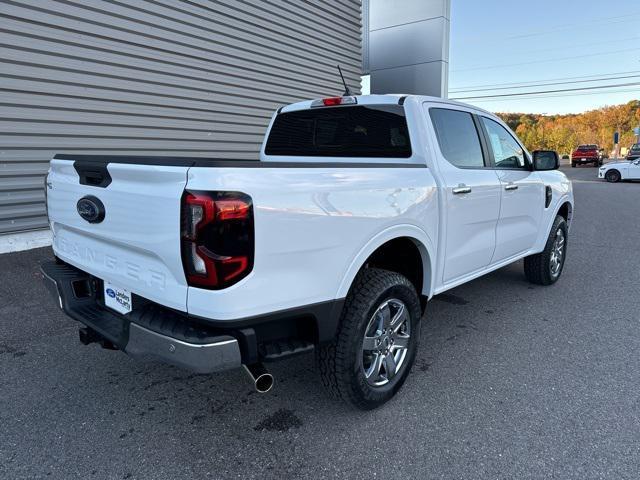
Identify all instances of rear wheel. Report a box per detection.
[317,268,421,410]
[524,216,567,286]
[605,169,621,183]
[571,162,576,168]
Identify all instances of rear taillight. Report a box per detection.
[44,172,51,226]
[180,191,254,290]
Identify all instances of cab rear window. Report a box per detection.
[264,105,412,158]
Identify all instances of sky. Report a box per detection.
[448,0,640,114]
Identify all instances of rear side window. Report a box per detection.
[430,108,485,168]
[264,105,411,158]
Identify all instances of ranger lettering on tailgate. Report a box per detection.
[57,237,166,289]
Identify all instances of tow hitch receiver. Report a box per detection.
[79,327,118,350]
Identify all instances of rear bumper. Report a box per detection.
[41,260,241,374]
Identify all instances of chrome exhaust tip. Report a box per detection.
[243,363,274,393]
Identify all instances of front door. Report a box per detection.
[428,106,502,284]
[627,159,640,179]
[479,117,544,263]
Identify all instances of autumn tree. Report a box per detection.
[497,100,640,155]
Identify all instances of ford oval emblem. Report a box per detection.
[77,195,105,224]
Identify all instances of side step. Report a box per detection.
[260,339,314,362]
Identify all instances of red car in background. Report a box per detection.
[571,144,602,167]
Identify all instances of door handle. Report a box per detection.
[452,184,472,195]
[504,183,518,191]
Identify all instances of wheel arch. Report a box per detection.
[532,196,573,252]
[335,225,436,301]
[557,200,573,228]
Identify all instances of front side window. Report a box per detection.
[430,108,485,168]
[264,105,411,158]
[481,117,527,169]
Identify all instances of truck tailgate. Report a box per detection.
[47,158,190,311]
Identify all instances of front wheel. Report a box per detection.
[605,169,621,183]
[317,268,421,410]
[524,215,568,286]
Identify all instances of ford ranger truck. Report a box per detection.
[41,95,574,409]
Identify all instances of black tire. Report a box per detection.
[317,268,421,410]
[571,162,576,168]
[524,215,568,286]
[605,169,621,183]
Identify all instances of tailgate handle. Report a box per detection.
[74,162,112,188]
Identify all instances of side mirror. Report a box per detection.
[532,150,559,171]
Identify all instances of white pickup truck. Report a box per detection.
[42,94,573,409]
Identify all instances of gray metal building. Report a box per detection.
[0,0,362,236]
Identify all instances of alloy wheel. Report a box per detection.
[361,299,411,387]
[549,228,565,278]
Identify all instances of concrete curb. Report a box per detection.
[0,229,52,254]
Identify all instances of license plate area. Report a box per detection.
[103,281,132,315]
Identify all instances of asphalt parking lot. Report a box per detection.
[1,165,639,479]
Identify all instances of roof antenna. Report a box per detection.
[337,65,352,96]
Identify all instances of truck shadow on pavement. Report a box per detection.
[33,257,527,406]
[1,247,556,478]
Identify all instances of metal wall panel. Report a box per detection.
[365,0,450,98]
[362,0,370,74]
[0,0,362,234]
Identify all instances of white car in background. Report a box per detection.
[598,159,640,182]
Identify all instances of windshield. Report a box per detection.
[265,105,412,158]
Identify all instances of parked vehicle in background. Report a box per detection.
[599,158,640,182]
[598,149,608,161]
[571,144,601,167]
[626,143,640,161]
[40,94,574,409]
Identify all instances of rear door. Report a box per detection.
[478,117,544,263]
[427,106,502,284]
[47,156,191,311]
